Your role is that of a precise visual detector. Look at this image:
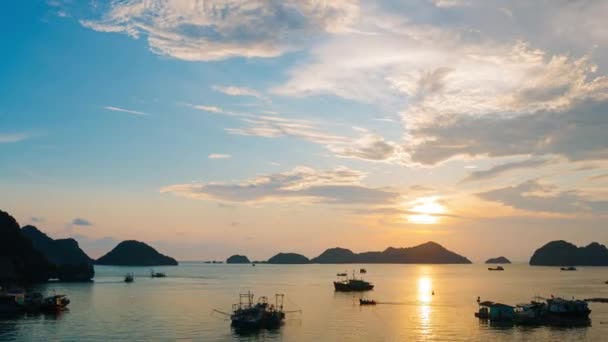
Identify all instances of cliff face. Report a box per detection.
[267,253,309,264]
[21,225,94,281]
[226,255,250,264]
[485,256,511,264]
[96,240,178,266]
[0,210,52,283]
[530,241,608,266]
[311,242,471,264]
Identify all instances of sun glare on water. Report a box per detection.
[407,196,446,224]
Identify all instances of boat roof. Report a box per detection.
[479,301,513,308]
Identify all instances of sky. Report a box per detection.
[1,0,608,262]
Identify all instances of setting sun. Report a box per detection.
[407,197,447,224]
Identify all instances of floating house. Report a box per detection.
[475,301,515,321]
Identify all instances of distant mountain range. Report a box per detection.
[530,240,608,266]
[230,242,472,264]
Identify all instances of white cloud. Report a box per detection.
[104,106,147,116]
[80,0,360,61]
[212,86,262,99]
[192,105,225,114]
[0,133,29,143]
[161,166,398,205]
[208,154,231,159]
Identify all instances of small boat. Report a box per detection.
[336,272,347,277]
[560,266,577,271]
[252,263,256,267]
[40,295,70,312]
[334,272,374,292]
[124,273,134,283]
[229,292,285,331]
[0,288,25,315]
[150,269,166,278]
[360,268,367,274]
[359,298,376,305]
[488,266,504,271]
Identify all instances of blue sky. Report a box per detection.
[2,0,608,261]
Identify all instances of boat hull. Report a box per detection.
[333,282,374,292]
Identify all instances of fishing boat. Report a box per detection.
[336,272,347,277]
[0,288,25,315]
[229,292,285,331]
[150,269,166,278]
[334,272,374,292]
[40,295,70,312]
[515,297,590,326]
[488,266,504,271]
[360,268,367,274]
[514,301,546,325]
[359,298,376,305]
[124,273,134,283]
[560,266,577,271]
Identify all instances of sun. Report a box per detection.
[407,196,446,224]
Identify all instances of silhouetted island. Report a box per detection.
[485,256,511,264]
[311,242,471,264]
[267,253,310,264]
[22,225,94,281]
[226,255,250,264]
[96,240,178,266]
[0,210,53,283]
[530,240,608,266]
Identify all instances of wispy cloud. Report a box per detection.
[477,180,608,214]
[212,85,263,99]
[104,106,147,116]
[80,0,359,61]
[72,217,93,226]
[208,154,231,159]
[0,133,30,143]
[161,166,399,205]
[462,158,552,182]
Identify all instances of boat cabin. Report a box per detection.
[475,301,514,321]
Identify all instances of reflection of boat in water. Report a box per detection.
[359,298,376,305]
[488,266,504,271]
[124,273,134,283]
[334,272,374,292]
[230,292,285,331]
[560,266,577,271]
[150,269,166,278]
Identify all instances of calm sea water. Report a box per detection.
[1,263,608,341]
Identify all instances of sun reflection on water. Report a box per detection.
[417,275,433,339]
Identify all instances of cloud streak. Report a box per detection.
[104,106,146,116]
[208,154,231,159]
[0,133,29,143]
